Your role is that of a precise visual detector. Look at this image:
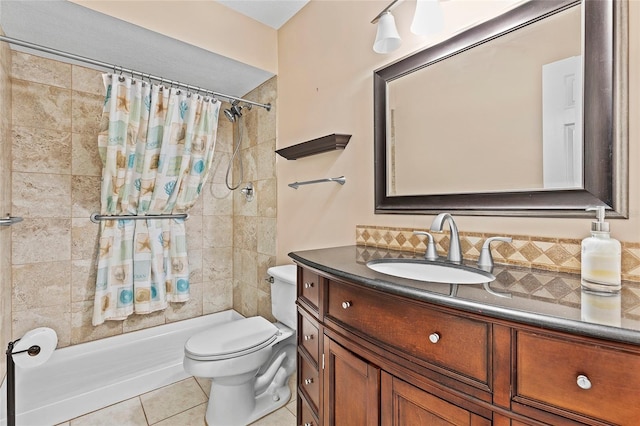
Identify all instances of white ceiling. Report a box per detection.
[215,0,309,29]
[0,0,308,99]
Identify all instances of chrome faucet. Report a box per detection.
[477,236,513,270]
[430,213,462,263]
[413,231,438,261]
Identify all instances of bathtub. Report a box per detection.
[0,310,242,426]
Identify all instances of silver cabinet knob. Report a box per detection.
[304,282,314,289]
[304,378,314,385]
[304,423,313,426]
[429,333,440,344]
[577,374,592,390]
[303,334,314,341]
[341,301,352,309]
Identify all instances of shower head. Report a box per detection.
[224,101,244,122]
[224,108,236,122]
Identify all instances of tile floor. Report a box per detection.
[55,376,297,426]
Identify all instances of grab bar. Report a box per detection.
[288,176,346,189]
[0,216,23,227]
[90,213,189,223]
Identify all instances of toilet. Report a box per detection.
[183,265,298,426]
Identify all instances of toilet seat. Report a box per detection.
[185,316,278,361]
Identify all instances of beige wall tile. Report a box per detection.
[165,282,203,322]
[71,175,100,218]
[188,248,203,284]
[71,300,123,345]
[12,172,71,218]
[185,214,203,250]
[202,247,232,282]
[13,304,71,348]
[257,178,277,218]
[202,183,233,216]
[257,139,276,180]
[203,279,233,314]
[12,126,71,173]
[209,151,232,185]
[71,91,103,134]
[12,218,71,264]
[71,132,102,176]
[235,248,258,290]
[230,77,277,317]
[257,289,275,322]
[257,217,277,256]
[71,217,99,260]
[203,214,232,248]
[240,145,258,182]
[233,215,257,251]
[11,51,71,88]
[0,35,11,370]
[12,261,70,311]
[71,259,97,302]
[71,65,104,96]
[12,80,71,131]
[257,253,276,293]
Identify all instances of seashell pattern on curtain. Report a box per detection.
[93,74,220,325]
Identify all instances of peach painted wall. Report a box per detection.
[275,0,640,263]
[69,0,278,75]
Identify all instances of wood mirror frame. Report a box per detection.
[373,0,628,217]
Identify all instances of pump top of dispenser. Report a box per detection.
[587,206,610,232]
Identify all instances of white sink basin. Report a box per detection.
[366,260,495,284]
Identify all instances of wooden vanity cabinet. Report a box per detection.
[295,264,640,426]
[297,267,325,426]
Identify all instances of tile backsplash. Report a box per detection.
[356,225,640,282]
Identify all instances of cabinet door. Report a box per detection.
[323,336,380,426]
[381,372,491,426]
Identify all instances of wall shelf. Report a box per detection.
[276,133,351,160]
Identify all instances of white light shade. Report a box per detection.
[373,12,401,54]
[411,0,444,36]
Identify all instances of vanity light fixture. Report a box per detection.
[411,0,444,36]
[373,11,402,54]
[371,0,445,54]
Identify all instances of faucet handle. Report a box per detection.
[413,231,438,261]
[478,236,512,269]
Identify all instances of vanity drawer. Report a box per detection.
[516,331,640,425]
[299,395,319,426]
[299,354,321,413]
[299,314,320,365]
[299,268,320,312]
[326,279,489,384]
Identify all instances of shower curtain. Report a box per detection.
[93,74,220,325]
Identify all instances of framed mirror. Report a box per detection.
[374,0,628,217]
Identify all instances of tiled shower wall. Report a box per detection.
[0,30,12,377]
[8,51,276,348]
[232,79,278,322]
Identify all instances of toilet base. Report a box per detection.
[205,378,292,426]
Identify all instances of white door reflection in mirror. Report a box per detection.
[542,55,583,189]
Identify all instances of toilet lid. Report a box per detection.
[185,317,278,361]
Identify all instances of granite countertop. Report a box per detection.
[289,245,640,346]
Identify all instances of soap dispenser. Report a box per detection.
[581,206,621,293]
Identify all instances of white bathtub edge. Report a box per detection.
[0,310,242,426]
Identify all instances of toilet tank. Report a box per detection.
[268,265,297,330]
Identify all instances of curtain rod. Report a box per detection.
[0,35,272,111]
